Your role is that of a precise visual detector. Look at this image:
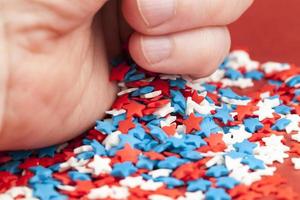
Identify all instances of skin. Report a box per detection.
[0,0,253,150]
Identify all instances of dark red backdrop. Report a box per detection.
[229,0,300,65]
[230,1,300,195]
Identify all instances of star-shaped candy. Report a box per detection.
[187,179,211,192]
[233,139,257,154]
[111,162,138,178]
[243,118,263,133]
[241,155,265,170]
[123,100,146,117]
[253,106,274,121]
[291,158,300,169]
[87,155,112,176]
[115,144,141,163]
[205,188,231,200]
[183,113,203,133]
[271,118,291,131]
[292,133,300,142]
[235,105,258,121]
[205,165,229,178]
[216,177,239,189]
[214,106,233,124]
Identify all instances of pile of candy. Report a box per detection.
[1,50,300,200]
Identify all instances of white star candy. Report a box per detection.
[205,155,224,168]
[261,62,290,74]
[291,158,300,170]
[57,185,76,192]
[285,114,300,134]
[59,157,89,172]
[0,187,37,200]
[253,105,274,121]
[140,180,163,191]
[222,125,252,145]
[149,195,174,200]
[292,133,300,142]
[148,169,172,178]
[177,191,205,200]
[154,102,175,118]
[102,131,121,150]
[74,145,93,154]
[225,156,243,171]
[87,155,112,176]
[88,186,111,199]
[87,186,129,200]
[221,78,254,89]
[142,90,162,98]
[120,176,145,188]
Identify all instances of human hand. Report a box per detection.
[0,0,253,150]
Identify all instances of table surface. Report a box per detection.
[229,0,300,66]
[230,0,300,196]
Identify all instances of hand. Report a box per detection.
[0,0,253,150]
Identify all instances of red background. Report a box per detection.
[230,0,300,195]
[229,0,300,65]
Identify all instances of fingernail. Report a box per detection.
[142,36,173,64]
[138,0,176,27]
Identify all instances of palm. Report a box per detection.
[0,1,123,150]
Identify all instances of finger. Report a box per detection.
[122,0,253,35]
[129,27,230,77]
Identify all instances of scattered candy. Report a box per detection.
[0,50,300,199]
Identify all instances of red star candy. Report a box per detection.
[123,100,146,118]
[183,113,203,133]
[115,144,141,163]
[118,117,135,133]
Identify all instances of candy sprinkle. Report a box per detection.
[1,50,300,200]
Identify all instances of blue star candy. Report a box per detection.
[90,139,107,156]
[225,68,243,80]
[219,88,249,101]
[180,151,203,161]
[205,188,231,200]
[168,137,188,149]
[242,155,265,170]
[274,105,292,115]
[148,125,168,142]
[170,78,186,89]
[68,171,91,181]
[95,120,116,134]
[9,151,32,160]
[184,134,207,148]
[286,75,300,87]
[245,70,264,80]
[216,177,239,189]
[272,118,291,131]
[206,165,229,178]
[233,139,257,154]
[118,134,142,148]
[136,156,157,170]
[29,166,53,184]
[76,151,95,160]
[187,179,211,192]
[112,113,126,126]
[128,124,146,140]
[154,177,184,188]
[0,161,22,174]
[33,183,67,200]
[111,161,138,178]
[37,146,57,158]
[171,89,186,114]
[244,117,263,133]
[214,106,233,124]
[157,156,186,169]
[199,117,221,137]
